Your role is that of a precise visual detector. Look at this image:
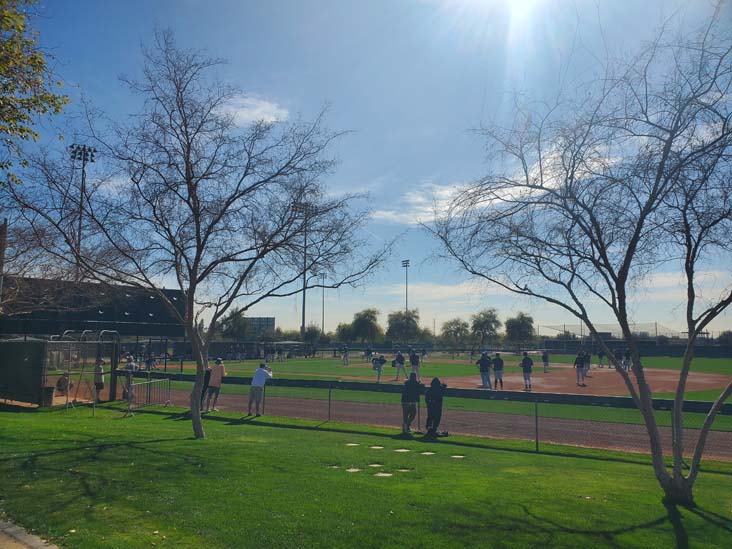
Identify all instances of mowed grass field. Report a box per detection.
[1,406,731,548]
[166,352,732,379]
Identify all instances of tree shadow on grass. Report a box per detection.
[95,405,732,477]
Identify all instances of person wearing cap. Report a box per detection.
[476,351,492,389]
[541,350,549,373]
[393,350,407,381]
[371,354,387,383]
[493,353,504,390]
[409,349,421,382]
[200,361,213,408]
[248,363,273,416]
[205,358,227,412]
[520,351,534,391]
[94,358,105,403]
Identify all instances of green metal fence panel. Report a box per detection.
[0,339,46,404]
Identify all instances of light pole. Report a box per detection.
[401,259,410,315]
[321,272,326,334]
[69,144,96,280]
[294,202,315,339]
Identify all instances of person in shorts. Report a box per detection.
[476,351,492,389]
[520,352,533,391]
[493,353,504,390]
[205,358,227,412]
[248,363,272,416]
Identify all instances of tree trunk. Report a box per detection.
[189,330,206,439]
[660,476,694,507]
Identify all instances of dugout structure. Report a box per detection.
[0,332,120,407]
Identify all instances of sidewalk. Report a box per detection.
[0,520,58,549]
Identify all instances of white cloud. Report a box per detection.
[221,95,289,125]
[371,181,463,225]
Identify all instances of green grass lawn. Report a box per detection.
[0,406,731,548]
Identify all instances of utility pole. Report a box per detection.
[321,272,326,334]
[0,218,7,312]
[401,259,410,315]
[70,144,96,281]
[294,202,314,339]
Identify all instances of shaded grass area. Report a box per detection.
[1,406,731,548]
[170,381,732,432]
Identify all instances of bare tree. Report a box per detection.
[431,14,732,504]
[7,31,388,438]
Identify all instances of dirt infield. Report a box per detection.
[440,364,731,396]
[167,389,732,461]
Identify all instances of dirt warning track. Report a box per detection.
[169,390,732,461]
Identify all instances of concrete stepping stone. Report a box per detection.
[451,455,465,459]
[346,468,361,473]
[368,463,384,468]
[374,472,393,477]
[369,446,384,449]
[345,443,360,447]
[420,451,435,456]
[394,448,410,453]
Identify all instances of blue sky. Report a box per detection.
[35,0,732,335]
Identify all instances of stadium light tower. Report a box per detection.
[401,259,410,315]
[69,144,96,280]
[293,202,315,339]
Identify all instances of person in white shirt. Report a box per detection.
[248,363,272,416]
[205,358,227,412]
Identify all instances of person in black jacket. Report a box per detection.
[401,373,423,434]
[424,377,447,437]
[476,352,492,389]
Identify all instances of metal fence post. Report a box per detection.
[417,399,421,431]
[328,385,332,421]
[534,400,539,453]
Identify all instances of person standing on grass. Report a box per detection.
[598,349,605,368]
[393,350,407,381]
[342,345,350,366]
[409,349,421,382]
[476,351,492,389]
[205,358,227,412]
[493,353,504,390]
[372,354,387,383]
[574,351,586,387]
[541,350,549,373]
[424,377,447,438]
[401,373,423,434]
[248,363,273,416]
[200,361,212,408]
[94,358,105,403]
[520,352,533,391]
